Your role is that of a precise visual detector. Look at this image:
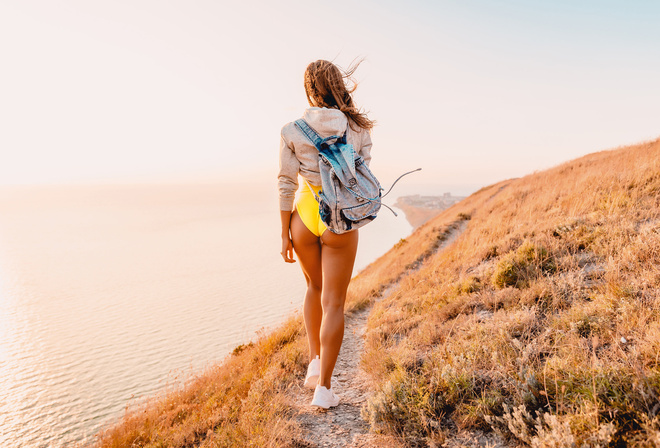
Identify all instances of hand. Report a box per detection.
[281,236,296,263]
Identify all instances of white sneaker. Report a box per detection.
[304,356,320,389]
[311,385,340,409]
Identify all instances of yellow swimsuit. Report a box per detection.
[295,182,327,237]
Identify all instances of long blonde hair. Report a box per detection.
[304,59,375,131]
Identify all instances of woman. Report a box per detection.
[278,60,374,409]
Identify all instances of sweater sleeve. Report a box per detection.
[359,129,373,166]
[278,134,299,211]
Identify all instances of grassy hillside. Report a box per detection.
[96,137,659,447]
[362,138,660,447]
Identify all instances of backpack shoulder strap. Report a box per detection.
[295,119,346,151]
[295,118,357,186]
[294,119,323,150]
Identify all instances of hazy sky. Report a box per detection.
[1,0,659,191]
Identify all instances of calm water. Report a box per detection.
[0,182,412,447]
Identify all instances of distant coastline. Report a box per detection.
[395,193,466,228]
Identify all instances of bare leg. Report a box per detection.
[318,229,359,388]
[290,211,323,361]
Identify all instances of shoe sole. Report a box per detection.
[311,399,339,409]
[310,393,340,409]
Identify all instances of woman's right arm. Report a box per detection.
[278,132,299,263]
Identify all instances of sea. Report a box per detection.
[0,182,414,447]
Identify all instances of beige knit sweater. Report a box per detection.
[278,107,373,211]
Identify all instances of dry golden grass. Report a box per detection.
[362,138,660,446]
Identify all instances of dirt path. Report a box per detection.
[290,221,484,448]
[290,304,390,447]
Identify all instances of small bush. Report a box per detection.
[456,276,482,295]
[232,342,253,356]
[363,368,446,442]
[492,242,557,289]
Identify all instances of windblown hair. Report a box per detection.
[304,59,375,131]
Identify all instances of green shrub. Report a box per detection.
[492,242,557,289]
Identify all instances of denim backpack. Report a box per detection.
[295,118,419,234]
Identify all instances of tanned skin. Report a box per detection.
[280,210,358,388]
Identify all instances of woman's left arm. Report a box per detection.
[280,210,295,263]
[359,129,373,166]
